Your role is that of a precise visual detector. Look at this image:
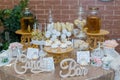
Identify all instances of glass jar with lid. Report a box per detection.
[86,7,101,33]
[74,6,86,39]
[46,9,54,32]
[20,8,35,32]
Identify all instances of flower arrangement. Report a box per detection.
[91,57,102,67]
[103,40,119,48]
[9,42,23,50]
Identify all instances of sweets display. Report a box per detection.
[47,22,74,33]
[74,40,89,50]
[73,6,87,39]
[31,30,45,41]
[45,22,74,51]
[74,19,86,29]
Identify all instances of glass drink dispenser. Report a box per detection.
[21,8,35,32]
[86,7,101,33]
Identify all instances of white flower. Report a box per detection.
[45,33,50,38]
[52,29,57,34]
[50,37,56,42]
[66,32,71,37]
[56,31,61,37]
[61,34,66,40]
[62,29,67,34]
[52,35,57,39]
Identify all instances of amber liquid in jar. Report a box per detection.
[87,16,101,33]
[21,17,34,32]
[21,8,34,32]
[86,7,101,33]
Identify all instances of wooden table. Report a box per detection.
[0,64,114,80]
[86,29,109,49]
[0,49,114,80]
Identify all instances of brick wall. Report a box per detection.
[0,0,120,51]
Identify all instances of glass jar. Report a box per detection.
[47,9,54,24]
[74,6,86,39]
[46,9,54,32]
[86,7,101,33]
[21,8,35,32]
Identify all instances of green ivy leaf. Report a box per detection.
[0,0,29,49]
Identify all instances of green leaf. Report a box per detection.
[0,0,29,49]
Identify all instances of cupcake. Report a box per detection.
[54,40,61,46]
[66,41,73,46]
[51,43,58,52]
[79,41,89,50]
[45,40,52,47]
[66,41,73,49]
[60,43,67,52]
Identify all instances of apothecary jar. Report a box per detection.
[86,7,101,33]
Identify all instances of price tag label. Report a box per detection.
[77,51,90,65]
[43,57,55,71]
[27,48,39,59]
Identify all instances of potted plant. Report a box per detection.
[0,0,29,51]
